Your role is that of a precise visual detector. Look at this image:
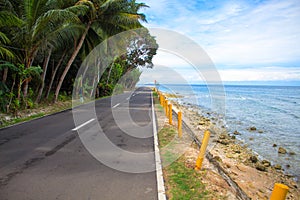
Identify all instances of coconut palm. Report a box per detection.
[11,0,88,98]
[53,0,149,102]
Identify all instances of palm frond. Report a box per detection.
[0,46,15,60]
[0,11,23,27]
[32,9,81,41]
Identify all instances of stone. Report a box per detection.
[274,164,282,170]
[258,130,264,133]
[214,156,222,162]
[278,147,287,154]
[249,155,258,163]
[219,134,227,139]
[217,139,230,145]
[262,160,271,167]
[256,163,266,171]
[273,144,277,147]
[289,151,296,155]
[233,130,241,135]
[249,126,257,131]
[198,121,205,125]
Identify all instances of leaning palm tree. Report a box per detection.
[53,0,149,102]
[12,0,88,98]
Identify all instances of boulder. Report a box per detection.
[233,130,241,135]
[274,164,282,170]
[278,147,287,154]
[256,163,266,171]
[249,155,258,163]
[249,126,257,131]
[262,160,271,167]
[289,151,296,155]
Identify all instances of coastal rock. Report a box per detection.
[262,160,271,167]
[217,139,230,145]
[288,151,296,156]
[219,134,227,140]
[278,147,287,154]
[213,156,222,162]
[198,121,206,126]
[248,126,257,131]
[274,164,282,170]
[233,130,241,135]
[256,163,266,171]
[249,155,258,163]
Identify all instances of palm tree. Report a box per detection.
[12,0,87,98]
[53,0,149,102]
[0,2,23,83]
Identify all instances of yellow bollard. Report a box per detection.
[165,100,168,116]
[195,130,211,170]
[178,111,182,138]
[159,94,162,105]
[168,104,172,125]
[270,183,289,200]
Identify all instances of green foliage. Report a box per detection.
[0,82,9,112]
[0,0,158,115]
[113,83,124,95]
[158,126,211,200]
[98,83,114,97]
[58,91,68,101]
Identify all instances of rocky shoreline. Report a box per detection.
[168,98,299,199]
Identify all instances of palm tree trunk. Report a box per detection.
[36,48,52,103]
[106,63,113,85]
[22,50,36,98]
[54,21,91,103]
[2,67,8,84]
[45,49,66,99]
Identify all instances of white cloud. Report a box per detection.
[140,0,300,67]
[219,67,300,81]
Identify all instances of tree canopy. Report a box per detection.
[0,0,158,114]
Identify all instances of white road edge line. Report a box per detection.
[72,118,95,131]
[151,91,167,200]
[112,103,120,108]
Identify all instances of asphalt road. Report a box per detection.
[0,87,158,200]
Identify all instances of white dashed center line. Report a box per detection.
[72,118,95,131]
[112,103,120,108]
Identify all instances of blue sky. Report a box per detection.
[138,0,300,85]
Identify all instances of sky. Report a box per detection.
[137,0,300,85]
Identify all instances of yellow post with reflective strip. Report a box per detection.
[270,183,289,200]
[165,100,168,116]
[168,104,172,125]
[178,111,182,137]
[195,130,210,170]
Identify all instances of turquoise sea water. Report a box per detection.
[156,84,300,180]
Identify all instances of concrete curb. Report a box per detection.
[151,91,167,200]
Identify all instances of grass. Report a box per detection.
[0,99,72,128]
[158,126,211,200]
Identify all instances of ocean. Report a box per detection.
[156,84,300,179]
